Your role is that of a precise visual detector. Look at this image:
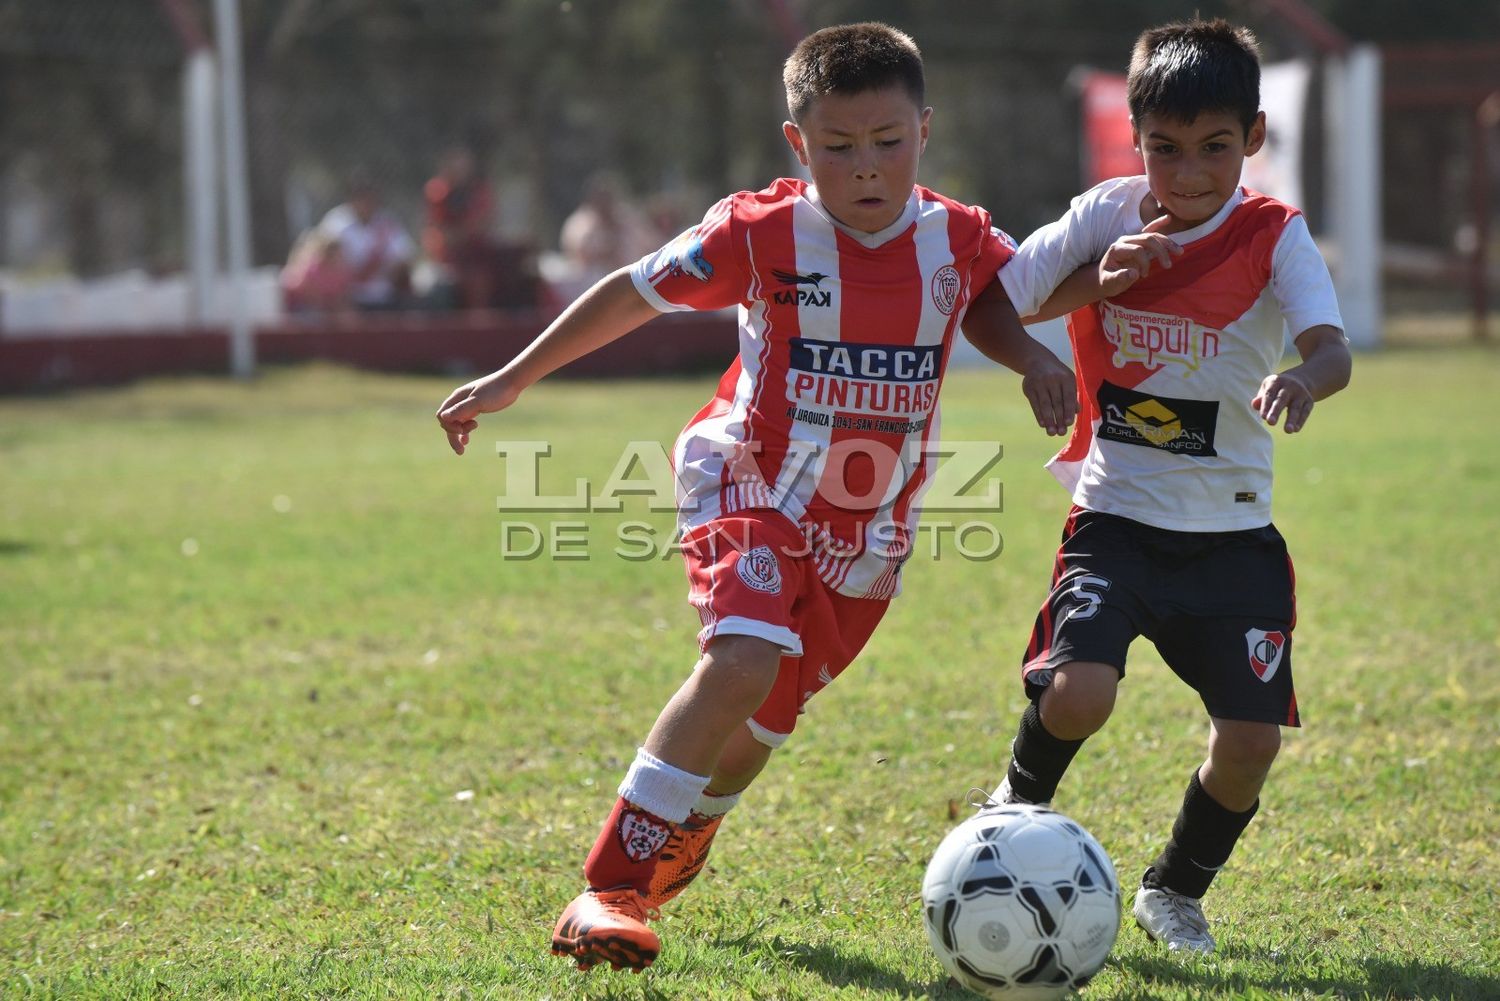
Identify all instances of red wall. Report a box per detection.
[0,310,739,392]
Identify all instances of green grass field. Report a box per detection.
[2,347,1497,1000]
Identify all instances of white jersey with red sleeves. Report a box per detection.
[1000,176,1344,532]
[630,178,1016,599]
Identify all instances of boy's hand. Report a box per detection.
[1022,352,1078,436]
[436,371,523,455]
[1099,215,1181,297]
[1251,371,1315,432]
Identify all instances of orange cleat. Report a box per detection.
[550,887,660,972]
[645,812,724,909]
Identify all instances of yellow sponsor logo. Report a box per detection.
[1123,397,1182,445]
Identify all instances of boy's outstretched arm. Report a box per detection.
[961,282,1078,436]
[435,268,660,454]
[1022,217,1182,323]
[1021,264,1116,323]
[1252,325,1352,433]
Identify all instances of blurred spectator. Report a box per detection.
[317,176,415,310]
[423,147,500,309]
[280,229,354,315]
[559,172,660,286]
[644,192,686,246]
[419,147,546,311]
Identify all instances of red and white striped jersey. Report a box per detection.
[630,178,1016,599]
[1000,177,1344,531]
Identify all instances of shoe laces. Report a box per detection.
[967,786,999,811]
[969,783,1049,811]
[1162,890,1211,940]
[593,888,656,923]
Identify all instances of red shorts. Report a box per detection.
[681,513,889,747]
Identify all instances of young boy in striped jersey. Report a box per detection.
[979,18,1353,954]
[435,22,1076,973]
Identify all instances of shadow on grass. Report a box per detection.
[756,935,969,998]
[0,539,34,556]
[1118,951,1500,1001]
[578,982,678,1001]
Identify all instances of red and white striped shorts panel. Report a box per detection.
[682,512,889,746]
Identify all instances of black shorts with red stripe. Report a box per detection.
[1021,506,1300,727]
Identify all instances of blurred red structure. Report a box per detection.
[0,311,737,392]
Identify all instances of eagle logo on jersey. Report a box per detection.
[1245,628,1288,683]
[663,233,714,283]
[772,268,828,288]
[931,265,961,315]
[771,269,832,306]
[735,545,783,594]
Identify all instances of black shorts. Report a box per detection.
[1021,507,1300,727]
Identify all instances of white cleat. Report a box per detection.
[1133,885,1216,954]
[972,775,1052,814]
[993,774,1051,808]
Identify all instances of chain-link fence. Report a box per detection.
[1,0,1497,340]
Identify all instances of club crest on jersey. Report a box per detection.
[735,545,783,594]
[1245,628,1288,682]
[771,268,832,307]
[618,811,671,862]
[931,265,961,315]
[1100,302,1221,373]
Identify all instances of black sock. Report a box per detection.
[1142,768,1259,899]
[1005,701,1086,803]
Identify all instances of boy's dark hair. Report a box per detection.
[783,22,924,123]
[1127,18,1261,135]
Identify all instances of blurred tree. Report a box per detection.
[0,0,180,276]
[1305,0,1500,42]
[2,0,1496,278]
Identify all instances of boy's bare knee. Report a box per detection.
[699,635,782,703]
[1039,661,1118,739]
[1210,719,1281,770]
[710,725,774,795]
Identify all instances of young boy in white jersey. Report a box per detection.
[981,18,1353,953]
[434,23,1077,973]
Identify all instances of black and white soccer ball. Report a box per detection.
[921,805,1120,999]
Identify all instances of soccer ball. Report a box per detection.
[921,805,1120,999]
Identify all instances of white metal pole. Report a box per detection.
[1325,47,1383,349]
[1347,45,1382,350]
[183,49,218,326]
[212,0,256,378]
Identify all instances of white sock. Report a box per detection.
[617,747,709,824]
[691,789,741,819]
